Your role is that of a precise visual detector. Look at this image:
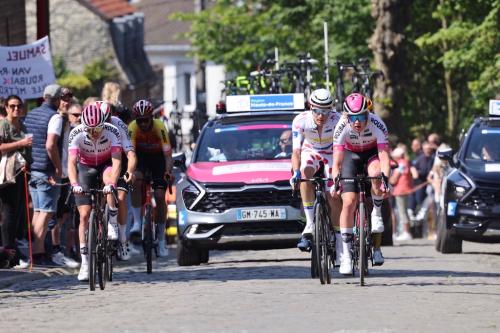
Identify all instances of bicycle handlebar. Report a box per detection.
[333,173,389,193]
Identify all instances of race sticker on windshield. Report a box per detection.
[485,164,500,172]
[213,162,291,175]
[214,124,291,133]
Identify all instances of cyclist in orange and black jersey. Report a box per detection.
[128,100,173,257]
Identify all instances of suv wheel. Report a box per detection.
[177,239,201,266]
[436,210,462,253]
[199,249,209,264]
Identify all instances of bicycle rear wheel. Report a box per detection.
[315,202,330,284]
[359,202,367,286]
[88,210,97,291]
[143,206,153,274]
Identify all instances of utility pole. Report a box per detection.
[36,0,49,40]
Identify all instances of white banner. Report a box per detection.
[0,36,56,100]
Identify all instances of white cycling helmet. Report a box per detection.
[309,88,333,109]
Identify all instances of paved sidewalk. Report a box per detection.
[0,265,77,289]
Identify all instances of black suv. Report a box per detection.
[437,116,500,253]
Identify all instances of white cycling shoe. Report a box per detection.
[78,262,89,281]
[107,222,119,241]
[339,254,353,275]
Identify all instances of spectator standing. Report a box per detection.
[390,145,413,241]
[410,137,422,158]
[50,88,79,268]
[24,84,64,265]
[409,141,435,236]
[0,95,32,267]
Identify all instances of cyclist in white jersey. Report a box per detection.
[68,104,122,281]
[96,101,137,261]
[330,93,391,274]
[290,89,342,253]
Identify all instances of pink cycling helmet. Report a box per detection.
[95,100,112,121]
[343,93,369,115]
[82,104,105,128]
[132,99,153,118]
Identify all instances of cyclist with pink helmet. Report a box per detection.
[95,101,137,261]
[330,93,391,274]
[290,88,342,253]
[68,103,123,281]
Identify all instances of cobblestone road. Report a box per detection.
[0,239,499,332]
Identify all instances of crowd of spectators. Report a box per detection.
[390,133,450,242]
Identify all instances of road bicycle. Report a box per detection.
[334,172,388,286]
[140,171,173,274]
[294,162,336,285]
[84,186,119,291]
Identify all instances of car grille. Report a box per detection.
[464,188,500,207]
[188,189,301,213]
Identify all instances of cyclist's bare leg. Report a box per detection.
[367,159,385,235]
[130,171,144,233]
[339,191,357,271]
[367,159,384,263]
[103,169,119,241]
[299,165,316,234]
[153,188,167,242]
[327,193,343,263]
[77,204,92,265]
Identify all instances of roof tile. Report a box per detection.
[88,0,136,20]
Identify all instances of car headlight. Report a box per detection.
[181,179,204,209]
[446,170,473,201]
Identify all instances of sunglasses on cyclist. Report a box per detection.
[348,114,368,123]
[136,117,151,125]
[85,127,103,136]
[312,108,331,116]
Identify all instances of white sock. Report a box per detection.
[118,223,127,243]
[340,227,353,258]
[131,206,141,226]
[80,245,88,265]
[335,232,343,257]
[303,202,314,228]
[372,195,383,216]
[108,207,118,225]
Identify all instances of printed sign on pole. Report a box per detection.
[0,36,56,100]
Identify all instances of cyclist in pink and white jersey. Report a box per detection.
[68,103,122,281]
[330,93,391,274]
[290,88,342,253]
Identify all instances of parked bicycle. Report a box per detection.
[334,172,388,286]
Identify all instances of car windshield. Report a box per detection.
[195,121,293,162]
[464,127,500,168]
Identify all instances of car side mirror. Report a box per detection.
[438,148,457,168]
[173,152,187,172]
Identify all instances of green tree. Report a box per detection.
[174,0,373,74]
[415,0,499,140]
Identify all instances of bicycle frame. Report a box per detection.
[334,173,387,286]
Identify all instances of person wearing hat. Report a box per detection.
[23,83,64,266]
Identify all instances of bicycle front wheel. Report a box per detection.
[97,216,107,290]
[143,206,153,274]
[315,201,330,285]
[88,210,97,291]
[359,202,367,286]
